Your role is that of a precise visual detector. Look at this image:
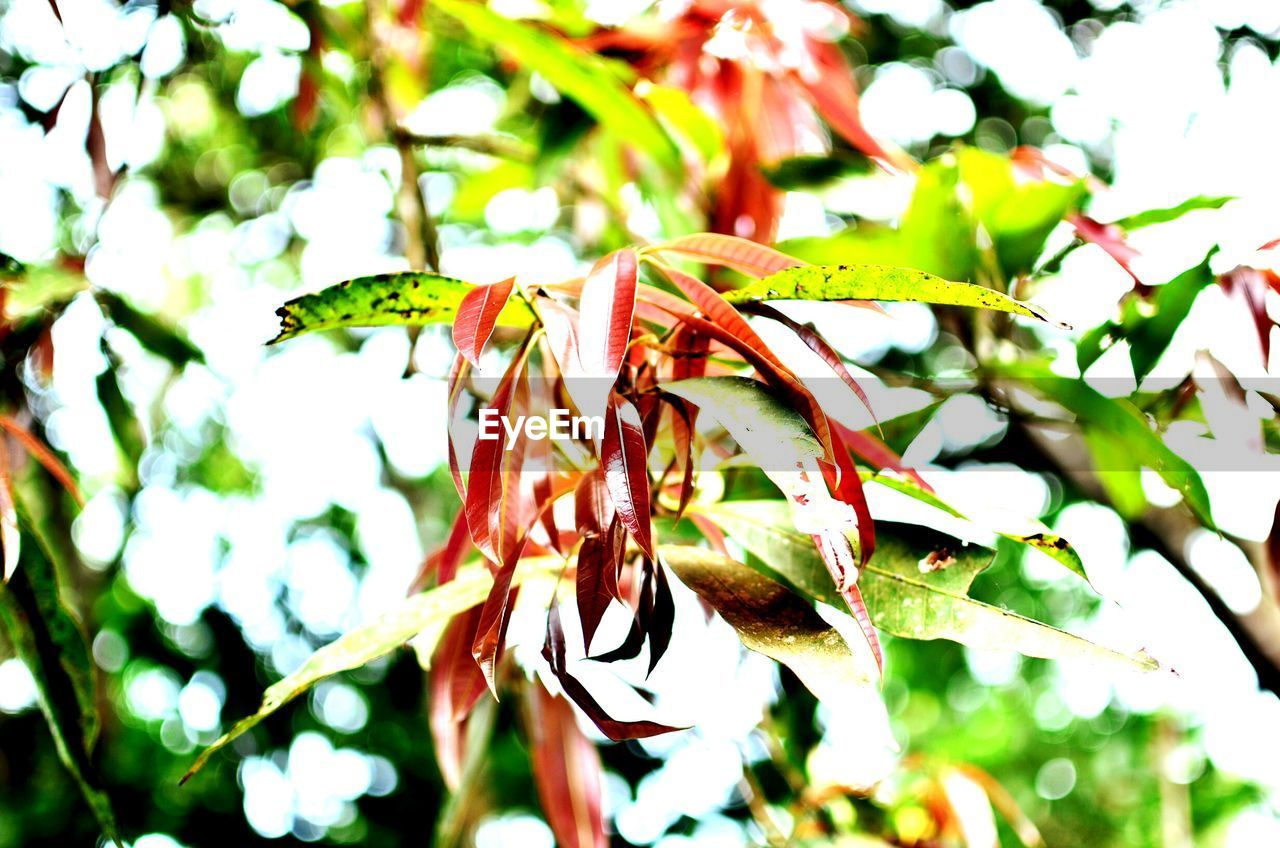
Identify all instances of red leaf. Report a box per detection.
[542,600,684,741]
[645,557,674,675]
[811,529,883,673]
[575,532,619,654]
[601,395,654,559]
[833,419,932,492]
[823,425,875,567]
[446,353,470,500]
[471,535,531,695]
[525,682,607,848]
[689,513,730,559]
[795,38,907,170]
[1219,266,1278,364]
[745,302,879,430]
[578,249,638,380]
[410,510,472,593]
[1070,213,1147,294]
[430,606,487,789]
[452,277,516,366]
[574,468,615,535]
[0,415,83,507]
[649,234,802,279]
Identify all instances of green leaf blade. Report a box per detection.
[724,264,1068,329]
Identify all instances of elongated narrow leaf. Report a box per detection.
[725,265,1067,328]
[575,533,617,654]
[434,0,682,174]
[0,416,83,506]
[647,234,803,278]
[542,600,684,740]
[271,272,532,344]
[660,545,890,740]
[95,290,204,367]
[992,362,1214,527]
[697,501,1158,672]
[1113,195,1233,230]
[525,682,607,848]
[452,276,516,366]
[578,249,638,382]
[795,38,906,170]
[0,444,16,582]
[429,605,487,790]
[0,507,121,846]
[859,470,1088,583]
[601,395,654,558]
[183,557,562,783]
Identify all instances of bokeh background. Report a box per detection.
[3,0,1280,845]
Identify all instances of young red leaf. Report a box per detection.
[812,529,883,673]
[648,234,802,279]
[833,419,933,493]
[746,302,879,431]
[410,510,472,593]
[575,469,615,535]
[601,395,655,559]
[542,600,684,741]
[446,353,470,500]
[645,558,675,676]
[525,682,607,848]
[795,38,908,170]
[575,533,620,654]
[452,276,516,366]
[1070,213,1146,294]
[471,535,531,695]
[823,426,876,567]
[0,415,83,507]
[430,606,488,790]
[578,249,638,380]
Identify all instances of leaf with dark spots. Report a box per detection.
[271,272,532,344]
[542,599,685,741]
[452,276,516,366]
[524,682,608,848]
[725,264,1069,328]
[0,504,121,846]
[578,249,638,382]
[647,234,803,278]
[601,395,654,558]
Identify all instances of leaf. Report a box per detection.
[0,445,17,582]
[795,38,905,170]
[575,532,618,654]
[452,276,516,366]
[182,556,563,783]
[271,272,532,344]
[725,264,1068,328]
[95,291,204,367]
[696,501,1159,672]
[0,415,84,507]
[0,506,121,846]
[542,599,684,741]
[1113,195,1233,230]
[993,362,1214,527]
[434,0,682,175]
[429,605,487,790]
[638,83,724,164]
[660,545,889,732]
[600,395,654,558]
[524,682,608,848]
[858,470,1089,583]
[647,234,803,278]
[578,249,638,382]
[956,147,1086,277]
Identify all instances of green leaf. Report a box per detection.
[660,545,889,734]
[956,147,1086,277]
[859,470,1089,583]
[434,0,683,175]
[0,504,121,847]
[991,361,1214,527]
[1124,260,1215,381]
[637,83,724,165]
[270,272,533,344]
[182,556,562,783]
[1112,196,1234,230]
[694,500,1159,672]
[96,291,204,367]
[724,264,1068,328]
